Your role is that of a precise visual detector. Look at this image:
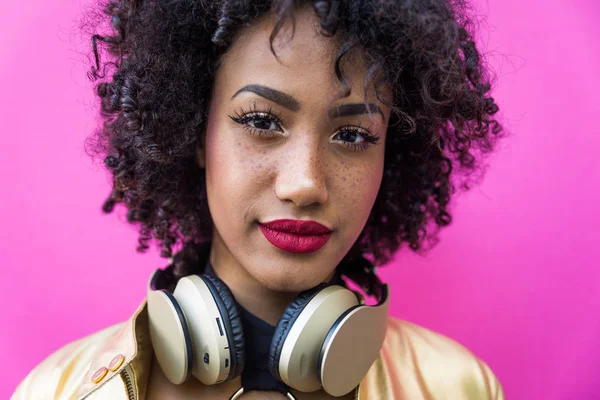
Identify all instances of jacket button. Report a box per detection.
[108,354,125,372]
[91,367,108,384]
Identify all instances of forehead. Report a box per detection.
[214,6,385,104]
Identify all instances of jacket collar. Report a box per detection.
[75,299,153,400]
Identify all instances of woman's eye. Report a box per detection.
[332,127,379,151]
[334,129,365,144]
[247,115,280,131]
[229,111,283,136]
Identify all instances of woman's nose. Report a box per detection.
[274,141,329,207]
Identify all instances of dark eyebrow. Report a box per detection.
[327,103,385,122]
[231,84,385,122]
[231,84,301,112]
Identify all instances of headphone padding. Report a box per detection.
[201,274,246,380]
[268,284,327,381]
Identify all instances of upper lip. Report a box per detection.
[259,219,333,235]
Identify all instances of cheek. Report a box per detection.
[204,119,244,219]
[333,156,384,220]
[204,122,273,219]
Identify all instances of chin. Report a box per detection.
[249,260,334,293]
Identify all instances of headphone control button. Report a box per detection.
[203,353,210,364]
[299,354,308,376]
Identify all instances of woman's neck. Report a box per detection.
[208,237,300,325]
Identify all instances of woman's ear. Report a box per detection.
[196,133,206,169]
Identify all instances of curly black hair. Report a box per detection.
[83,0,503,285]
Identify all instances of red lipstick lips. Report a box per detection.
[258,219,332,253]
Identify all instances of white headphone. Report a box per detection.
[147,264,389,397]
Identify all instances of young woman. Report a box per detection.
[12,0,505,399]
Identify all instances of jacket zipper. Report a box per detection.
[121,365,137,400]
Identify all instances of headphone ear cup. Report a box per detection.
[147,289,194,385]
[317,303,388,397]
[268,284,327,381]
[270,286,361,393]
[201,274,246,381]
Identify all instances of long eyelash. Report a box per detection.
[334,122,380,152]
[229,103,283,126]
[337,123,380,145]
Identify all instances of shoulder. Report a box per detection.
[11,323,125,400]
[362,316,505,399]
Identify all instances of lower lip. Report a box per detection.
[258,224,331,254]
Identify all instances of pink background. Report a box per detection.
[1,0,599,399]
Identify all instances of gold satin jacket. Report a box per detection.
[11,299,505,400]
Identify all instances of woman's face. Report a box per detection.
[199,6,391,293]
